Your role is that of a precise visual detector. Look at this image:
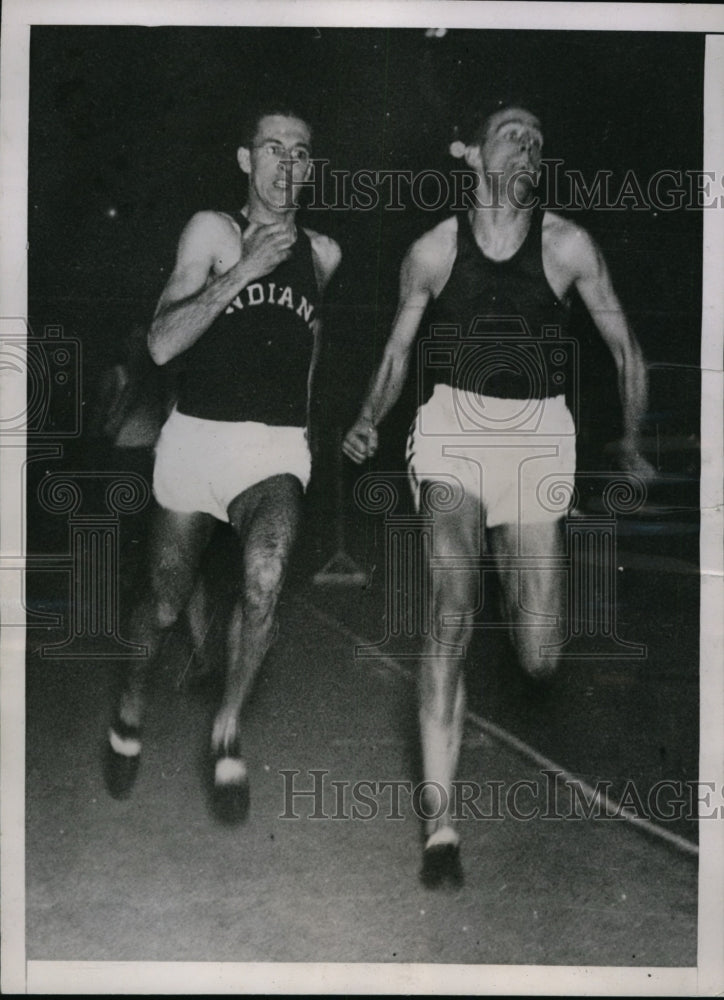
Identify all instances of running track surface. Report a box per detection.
[25,573,698,969]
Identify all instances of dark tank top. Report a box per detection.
[177,215,319,425]
[425,209,572,400]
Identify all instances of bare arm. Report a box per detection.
[565,226,656,479]
[305,233,343,458]
[343,241,433,464]
[307,232,343,400]
[148,212,298,365]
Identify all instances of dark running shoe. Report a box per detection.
[104,718,142,799]
[420,842,464,890]
[210,745,250,825]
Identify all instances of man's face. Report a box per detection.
[238,114,312,212]
[478,107,544,185]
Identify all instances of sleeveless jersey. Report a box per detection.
[176,216,319,425]
[425,209,572,400]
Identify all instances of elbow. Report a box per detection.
[147,327,171,366]
[148,345,169,367]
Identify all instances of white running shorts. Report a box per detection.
[407,384,576,527]
[153,407,311,523]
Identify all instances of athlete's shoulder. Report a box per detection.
[304,227,342,280]
[406,217,456,265]
[178,210,239,252]
[186,209,239,234]
[403,216,457,280]
[543,210,594,251]
[542,210,598,271]
[411,216,457,256]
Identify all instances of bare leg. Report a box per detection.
[488,520,566,683]
[419,671,466,824]
[119,508,214,726]
[209,474,302,821]
[211,474,302,750]
[106,507,214,797]
[418,482,483,886]
[184,574,215,681]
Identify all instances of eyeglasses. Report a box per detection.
[253,142,311,164]
[496,124,544,150]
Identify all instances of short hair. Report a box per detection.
[455,96,544,148]
[238,102,315,149]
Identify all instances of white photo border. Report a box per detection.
[2,2,723,995]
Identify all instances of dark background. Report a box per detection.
[28,26,704,452]
[26,27,704,841]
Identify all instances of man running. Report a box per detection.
[106,104,341,822]
[343,101,654,886]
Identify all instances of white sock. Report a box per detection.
[215,757,248,785]
[109,728,141,757]
[425,826,459,850]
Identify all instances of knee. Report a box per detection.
[155,599,182,630]
[131,589,182,632]
[244,551,287,617]
[520,647,559,682]
[432,581,475,648]
[147,580,185,630]
[512,603,564,682]
[148,564,197,630]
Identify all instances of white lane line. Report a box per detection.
[298,596,699,859]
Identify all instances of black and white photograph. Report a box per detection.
[1,1,723,994]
